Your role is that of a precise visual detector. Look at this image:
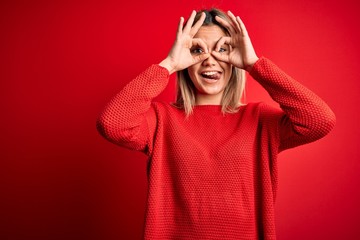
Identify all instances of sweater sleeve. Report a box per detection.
[250,57,336,152]
[96,64,170,155]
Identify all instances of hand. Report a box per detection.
[159,10,210,74]
[211,11,259,71]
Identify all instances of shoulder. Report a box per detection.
[241,102,279,113]
[151,101,186,117]
[242,102,284,121]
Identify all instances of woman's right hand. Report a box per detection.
[159,10,210,74]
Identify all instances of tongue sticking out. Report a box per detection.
[201,72,221,80]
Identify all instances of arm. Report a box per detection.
[97,10,210,154]
[212,11,335,151]
[250,57,336,151]
[96,65,169,154]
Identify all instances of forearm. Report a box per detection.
[250,57,336,149]
[97,64,169,150]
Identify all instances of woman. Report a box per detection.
[97,9,336,240]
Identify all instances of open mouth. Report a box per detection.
[200,71,221,81]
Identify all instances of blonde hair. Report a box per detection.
[175,8,246,116]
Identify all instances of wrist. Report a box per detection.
[245,56,259,72]
[159,58,176,75]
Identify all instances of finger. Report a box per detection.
[176,17,184,37]
[211,51,229,63]
[183,10,196,33]
[215,36,231,51]
[214,15,236,35]
[192,38,208,53]
[236,16,249,36]
[227,11,242,33]
[189,12,206,37]
[192,52,210,64]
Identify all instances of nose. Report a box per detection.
[202,51,217,66]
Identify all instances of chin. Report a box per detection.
[198,77,226,94]
[198,85,225,97]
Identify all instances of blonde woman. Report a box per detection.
[97,9,335,239]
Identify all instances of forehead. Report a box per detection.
[194,25,227,45]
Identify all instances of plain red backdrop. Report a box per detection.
[1,0,359,239]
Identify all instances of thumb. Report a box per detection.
[211,51,229,63]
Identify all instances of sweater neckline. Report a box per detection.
[192,105,223,113]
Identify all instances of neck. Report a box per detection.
[195,93,223,105]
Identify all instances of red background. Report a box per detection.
[1,0,359,239]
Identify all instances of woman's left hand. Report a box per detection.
[211,11,259,71]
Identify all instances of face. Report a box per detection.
[187,25,232,105]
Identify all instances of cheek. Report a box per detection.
[187,65,199,82]
[220,63,232,81]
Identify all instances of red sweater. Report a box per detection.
[97,57,335,239]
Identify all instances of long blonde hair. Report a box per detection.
[175,8,246,116]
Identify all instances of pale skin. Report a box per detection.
[159,10,259,105]
[187,25,233,105]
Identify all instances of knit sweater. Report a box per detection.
[97,57,336,240]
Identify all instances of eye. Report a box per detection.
[191,47,204,54]
[218,47,227,53]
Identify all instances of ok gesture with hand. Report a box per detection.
[211,11,259,71]
[160,11,210,74]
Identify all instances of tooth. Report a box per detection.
[203,71,217,76]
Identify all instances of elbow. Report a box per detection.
[327,109,336,130]
[308,108,336,141]
[96,115,123,144]
[320,108,336,137]
[96,114,139,145]
[96,111,120,141]
[96,115,110,139]
[279,107,336,151]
